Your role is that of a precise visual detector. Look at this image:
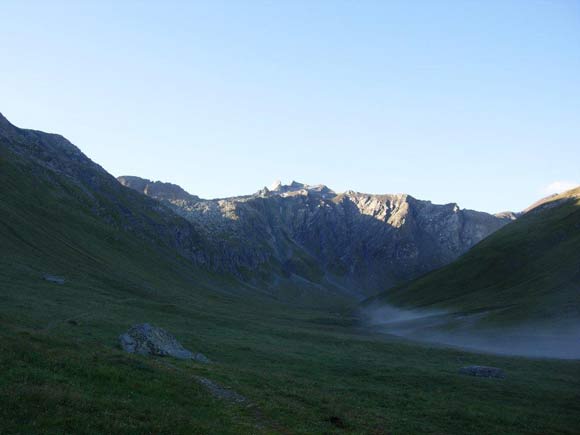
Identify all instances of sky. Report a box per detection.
[1,0,579,213]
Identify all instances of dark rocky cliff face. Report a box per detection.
[0,111,512,300]
[120,176,512,296]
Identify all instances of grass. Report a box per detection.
[0,323,259,435]
[367,190,580,329]
[1,134,580,434]
[1,274,580,434]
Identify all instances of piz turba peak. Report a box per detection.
[1,110,579,434]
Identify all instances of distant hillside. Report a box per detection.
[119,175,511,297]
[364,187,580,330]
[0,111,513,302]
[0,112,349,306]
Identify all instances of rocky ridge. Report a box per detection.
[119,176,513,296]
[0,111,514,300]
[0,112,210,269]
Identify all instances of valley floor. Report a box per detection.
[1,270,579,434]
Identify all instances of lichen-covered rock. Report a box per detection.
[459,365,505,378]
[119,323,194,360]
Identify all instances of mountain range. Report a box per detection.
[1,106,512,306]
[118,175,511,299]
[1,111,579,433]
[2,110,576,317]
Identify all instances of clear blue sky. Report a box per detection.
[1,0,579,212]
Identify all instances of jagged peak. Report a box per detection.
[289,180,305,189]
[118,175,199,202]
[343,190,410,201]
[264,180,335,198]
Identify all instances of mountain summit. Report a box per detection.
[119,175,512,297]
[0,110,513,303]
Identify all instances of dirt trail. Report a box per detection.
[154,359,291,434]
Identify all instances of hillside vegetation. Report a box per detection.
[1,114,579,433]
[365,188,580,330]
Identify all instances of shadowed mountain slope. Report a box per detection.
[119,175,511,297]
[0,113,349,306]
[0,111,512,303]
[0,112,209,267]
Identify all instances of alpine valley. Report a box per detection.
[1,113,579,434]
[117,175,511,301]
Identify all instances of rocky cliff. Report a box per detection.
[119,176,512,296]
[0,110,512,301]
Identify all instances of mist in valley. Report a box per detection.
[362,303,580,360]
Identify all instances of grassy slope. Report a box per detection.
[366,189,580,328]
[1,133,579,433]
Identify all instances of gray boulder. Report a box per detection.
[193,352,211,364]
[119,323,207,361]
[43,274,65,284]
[459,365,505,378]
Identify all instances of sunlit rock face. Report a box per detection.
[120,177,511,297]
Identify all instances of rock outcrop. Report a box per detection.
[119,323,210,363]
[43,274,65,284]
[118,176,200,202]
[119,176,513,296]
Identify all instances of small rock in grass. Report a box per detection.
[43,274,65,284]
[459,365,505,379]
[193,352,211,364]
